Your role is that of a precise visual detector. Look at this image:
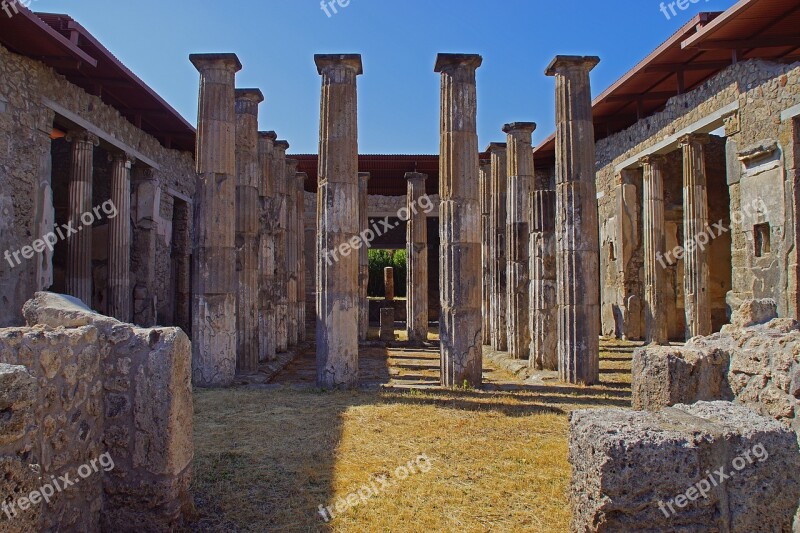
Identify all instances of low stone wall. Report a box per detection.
[570,401,800,532]
[0,293,192,531]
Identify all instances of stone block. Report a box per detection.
[22,291,119,330]
[380,308,395,342]
[729,298,777,328]
[570,401,800,532]
[0,364,36,446]
[632,345,733,410]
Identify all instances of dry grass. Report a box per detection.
[185,339,635,532]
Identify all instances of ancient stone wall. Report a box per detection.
[595,59,800,337]
[0,42,196,327]
[0,293,192,530]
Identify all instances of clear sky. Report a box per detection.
[30,0,738,154]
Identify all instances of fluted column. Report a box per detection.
[189,53,241,387]
[504,122,536,360]
[108,152,133,322]
[681,133,712,338]
[272,140,290,352]
[286,158,299,346]
[235,88,264,373]
[296,171,308,342]
[436,53,483,388]
[531,176,558,370]
[358,172,370,341]
[315,54,363,389]
[65,130,98,307]
[479,161,492,345]
[406,172,429,343]
[641,155,668,345]
[258,131,277,361]
[546,55,601,385]
[488,142,508,351]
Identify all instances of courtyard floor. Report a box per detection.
[184,335,637,532]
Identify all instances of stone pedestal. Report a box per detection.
[189,53,242,387]
[641,155,668,345]
[479,161,492,345]
[358,172,370,342]
[234,88,264,373]
[315,54,363,389]
[504,122,536,360]
[272,140,290,352]
[296,172,307,342]
[65,129,99,307]
[406,172,429,343]
[258,131,277,361]
[681,134,712,339]
[380,307,395,342]
[286,158,299,346]
[436,53,483,388]
[108,152,133,322]
[488,142,508,352]
[384,267,395,301]
[546,55,601,385]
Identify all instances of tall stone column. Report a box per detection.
[641,155,668,345]
[487,142,508,351]
[436,53,483,388]
[504,122,536,360]
[296,171,308,342]
[235,88,264,372]
[258,131,277,361]
[479,161,492,345]
[272,140,290,352]
[65,129,98,307]
[545,55,601,385]
[406,172,429,343]
[530,174,558,370]
[315,54,363,389]
[189,53,241,387]
[286,158,299,346]
[108,151,133,322]
[358,172,370,342]
[131,167,159,327]
[680,133,712,338]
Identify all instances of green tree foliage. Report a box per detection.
[368,249,407,298]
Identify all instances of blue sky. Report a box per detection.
[30,0,738,154]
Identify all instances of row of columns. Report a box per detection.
[191,53,307,387]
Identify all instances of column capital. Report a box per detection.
[405,172,428,183]
[109,151,135,167]
[285,158,299,175]
[485,142,507,154]
[189,53,242,73]
[545,55,600,77]
[434,53,482,73]
[259,131,278,142]
[314,54,363,75]
[358,172,371,183]
[502,122,537,135]
[679,133,710,147]
[296,172,307,186]
[235,88,264,116]
[274,140,290,152]
[65,129,99,146]
[639,153,667,167]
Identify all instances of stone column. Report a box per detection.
[131,167,159,327]
[487,142,508,351]
[189,53,241,387]
[296,172,308,342]
[406,172,429,343]
[65,129,98,307]
[479,161,492,345]
[286,158,299,346]
[384,267,395,301]
[545,55,601,385]
[235,88,264,373]
[258,131,277,361]
[315,54,363,389]
[358,172,370,342]
[272,140,290,352]
[504,122,536,360]
[108,151,133,322]
[436,53,483,388]
[530,173,558,370]
[680,133,712,338]
[641,155,668,345]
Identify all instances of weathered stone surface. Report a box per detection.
[272,140,290,353]
[258,131,277,361]
[108,152,133,323]
[406,172,429,343]
[380,308,395,342]
[570,401,800,532]
[0,364,36,447]
[479,161,492,345]
[641,155,668,345]
[384,267,395,302]
[487,142,508,352]
[358,172,370,342]
[22,291,107,329]
[730,297,777,328]
[436,53,483,388]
